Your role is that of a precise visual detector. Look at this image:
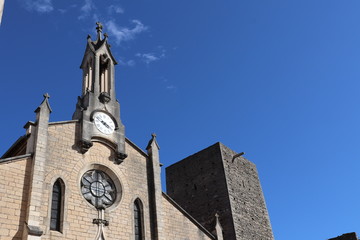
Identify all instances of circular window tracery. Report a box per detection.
[81,170,117,209]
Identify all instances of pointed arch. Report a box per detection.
[50,178,65,232]
[87,57,94,92]
[82,57,94,94]
[134,198,144,240]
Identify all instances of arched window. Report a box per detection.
[134,199,144,240]
[99,55,110,94]
[50,179,64,232]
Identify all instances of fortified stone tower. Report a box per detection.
[166,142,274,240]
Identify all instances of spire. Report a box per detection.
[35,93,52,113]
[25,93,52,238]
[81,22,117,67]
[74,24,127,161]
[146,133,163,240]
[96,22,103,41]
[146,133,160,150]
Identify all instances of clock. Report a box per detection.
[93,112,115,135]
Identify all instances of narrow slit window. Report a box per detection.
[134,199,144,240]
[99,55,110,94]
[50,179,64,232]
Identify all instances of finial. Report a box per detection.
[146,133,160,150]
[96,22,103,40]
[43,93,50,99]
[35,93,52,113]
[96,22,103,32]
[103,33,108,39]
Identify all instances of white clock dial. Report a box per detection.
[93,112,115,135]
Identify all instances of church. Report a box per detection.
[0,23,274,240]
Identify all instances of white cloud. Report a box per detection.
[157,77,177,91]
[135,47,166,64]
[81,0,93,13]
[118,59,136,67]
[24,0,53,13]
[135,53,159,64]
[92,13,99,22]
[105,20,148,45]
[78,0,95,20]
[108,5,124,14]
[157,45,166,57]
[127,60,135,67]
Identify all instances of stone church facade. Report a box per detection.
[0,24,274,240]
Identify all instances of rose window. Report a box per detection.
[81,170,117,209]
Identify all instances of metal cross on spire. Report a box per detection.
[96,22,103,32]
[43,93,50,99]
[96,22,103,40]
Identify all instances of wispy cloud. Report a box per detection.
[92,13,99,22]
[108,5,124,14]
[58,9,67,14]
[78,0,95,20]
[118,59,136,67]
[24,0,54,13]
[160,77,177,91]
[135,53,159,64]
[135,46,166,64]
[105,20,148,45]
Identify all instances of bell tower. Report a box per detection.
[73,22,127,163]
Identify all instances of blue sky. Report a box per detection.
[1,1,360,239]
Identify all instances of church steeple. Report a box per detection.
[73,23,127,163]
[78,22,118,103]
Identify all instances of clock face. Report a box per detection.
[93,112,115,135]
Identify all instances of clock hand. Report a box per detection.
[95,116,109,128]
[95,116,102,122]
[101,120,110,129]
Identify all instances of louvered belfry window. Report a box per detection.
[50,179,63,231]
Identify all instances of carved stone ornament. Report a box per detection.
[93,209,108,240]
[99,92,111,103]
[93,218,109,226]
[27,224,43,236]
[80,139,93,153]
[115,152,128,164]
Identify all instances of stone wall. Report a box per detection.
[166,142,274,240]
[0,121,218,240]
[162,193,214,240]
[0,156,31,239]
[166,143,236,239]
[39,121,152,239]
[329,232,358,240]
[220,143,273,240]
